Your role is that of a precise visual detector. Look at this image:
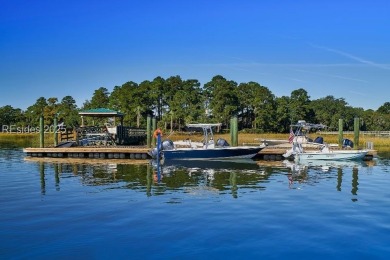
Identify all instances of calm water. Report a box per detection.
[1,147,390,259]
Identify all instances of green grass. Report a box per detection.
[167,132,390,152]
[0,133,55,148]
[1,131,389,152]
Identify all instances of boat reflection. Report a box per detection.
[304,159,371,169]
[25,157,285,198]
[25,156,374,200]
[283,159,374,201]
[151,159,282,198]
[283,159,369,174]
[154,158,261,174]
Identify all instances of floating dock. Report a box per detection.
[23,146,152,159]
[24,144,376,161]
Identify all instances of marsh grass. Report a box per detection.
[167,132,390,152]
[1,131,389,152]
[0,133,55,148]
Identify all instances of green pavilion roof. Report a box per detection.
[78,108,124,117]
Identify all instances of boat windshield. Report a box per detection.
[290,121,327,136]
[186,123,222,147]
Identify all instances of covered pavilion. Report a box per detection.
[78,108,124,126]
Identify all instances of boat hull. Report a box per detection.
[162,146,263,160]
[296,150,368,161]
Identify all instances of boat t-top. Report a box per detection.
[283,120,368,161]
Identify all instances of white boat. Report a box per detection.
[283,120,368,161]
[283,158,367,170]
[150,123,265,160]
[294,146,368,161]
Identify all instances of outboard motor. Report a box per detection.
[342,138,354,148]
[150,140,175,159]
[150,148,159,159]
[313,136,324,144]
[216,138,230,147]
[162,140,175,150]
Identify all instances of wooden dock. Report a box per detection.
[24,145,376,161]
[23,146,152,159]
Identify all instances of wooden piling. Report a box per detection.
[40,115,44,148]
[152,117,157,147]
[354,117,360,149]
[53,116,58,147]
[230,117,233,145]
[147,115,151,148]
[338,119,343,147]
[231,116,238,147]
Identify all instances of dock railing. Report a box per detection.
[320,131,390,137]
[59,127,75,142]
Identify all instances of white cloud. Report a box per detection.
[309,43,390,70]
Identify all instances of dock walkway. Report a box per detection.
[24,145,376,161]
[24,146,152,159]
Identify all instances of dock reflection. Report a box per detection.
[151,158,282,198]
[26,157,374,199]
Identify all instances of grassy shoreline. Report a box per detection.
[0,133,54,148]
[1,132,389,151]
[168,132,390,151]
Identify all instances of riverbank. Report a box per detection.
[167,132,390,152]
[1,132,389,152]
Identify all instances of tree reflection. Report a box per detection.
[30,158,275,198]
[29,157,370,199]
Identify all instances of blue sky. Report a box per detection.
[1,0,389,110]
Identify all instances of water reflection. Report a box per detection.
[283,159,372,201]
[26,157,284,198]
[152,159,279,198]
[25,157,374,200]
[39,162,45,195]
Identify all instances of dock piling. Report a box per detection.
[147,115,151,148]
[152,117,157,147]
[40,115,44,148]
[338,119,343,147]
[54,116,58,147]
[231,116,238,147]
[354,117,360,149]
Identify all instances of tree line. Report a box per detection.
[1,75,390,133]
